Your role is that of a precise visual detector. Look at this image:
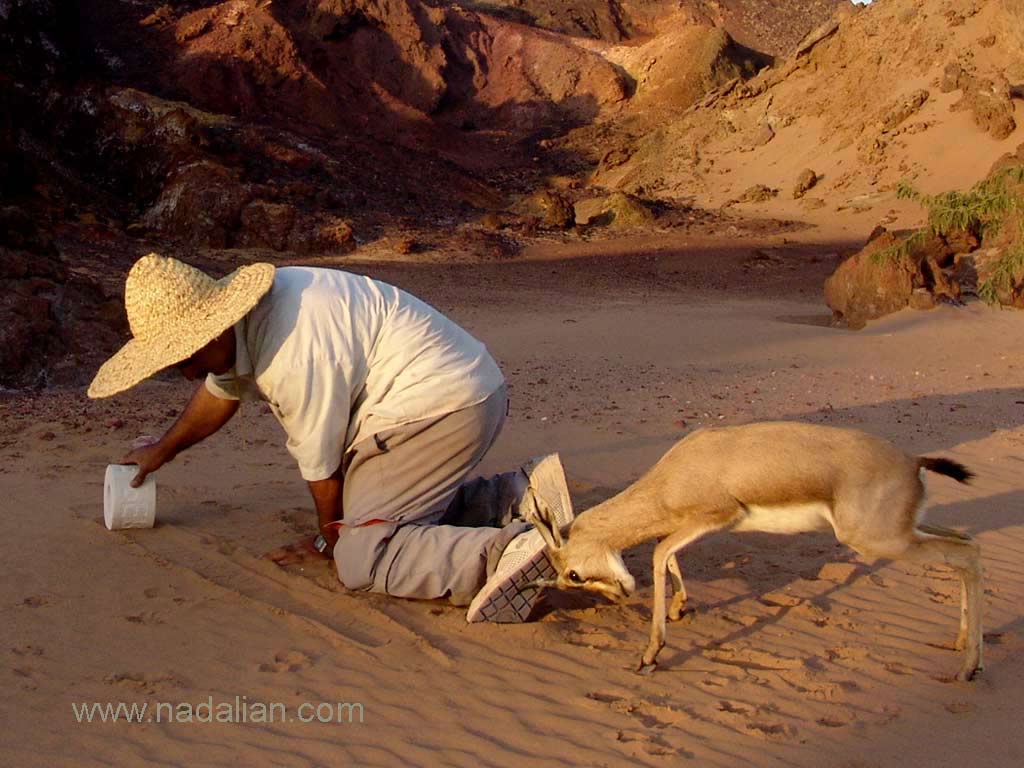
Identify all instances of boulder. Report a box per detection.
[288,215,356,254]
[519,190,576,230]
[792,169,818,199]
[142,161,252,248]
[613,24,763,113]
[999,0,1024,51]
[951,74,1017,140]
[879,90,929,133]
[824,231,915,329]
[733,184,779,204]
[0,210,125,389]
[237,200,297,251]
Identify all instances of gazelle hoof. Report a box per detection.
[636,660,658,675]
[955,664,982,682]
[669,606,694,622]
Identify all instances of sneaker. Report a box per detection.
[466,455,575,624]
[465,527,556,623]
[518,453,574,529]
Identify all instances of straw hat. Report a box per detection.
[88,253,275,399]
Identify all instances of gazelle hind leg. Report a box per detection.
[896,527,983,681]
[918,523,974,649]
[666,554,688,621]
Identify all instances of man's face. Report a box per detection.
[176,329,236,381]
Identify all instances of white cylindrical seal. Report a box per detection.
[104,464,156,530]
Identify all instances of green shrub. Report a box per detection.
[871,166,1024,304]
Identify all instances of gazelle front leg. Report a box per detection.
[666,554,688,621]
[638,519,726,673]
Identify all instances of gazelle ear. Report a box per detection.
[522,487,564,551]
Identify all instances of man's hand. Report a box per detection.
[118,383,240,486]
[121,439,170,488]
[265,470,343,568]
[264,531,337,566]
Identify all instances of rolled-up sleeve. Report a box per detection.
[272,359,353,482]
[205,372,240,400]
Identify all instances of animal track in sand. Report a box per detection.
[584,691,682,731]
[124,611,164,625]
[259,649,314,673]
[882,661,915,676]
[11,645,44,657]
[103,672,186,694]
[12,666,37,690]
[701,646,803,671]
[745,720,798,739]
[925,586,955,604]
[615,729,687,758]
[563,626,632,652]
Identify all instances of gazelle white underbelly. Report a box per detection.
[731,502,834,534]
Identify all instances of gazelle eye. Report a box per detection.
[567,570,583,584]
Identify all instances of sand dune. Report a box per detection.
[3,253,1024,766]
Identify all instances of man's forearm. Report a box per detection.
[159,382,239,460]
[307,473,343,539]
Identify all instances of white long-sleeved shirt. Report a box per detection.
[206,266,504,481]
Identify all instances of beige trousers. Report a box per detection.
[333,385,530,605]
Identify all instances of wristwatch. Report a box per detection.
[313,534,330,555]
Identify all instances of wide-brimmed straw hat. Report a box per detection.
[88,253,275,399]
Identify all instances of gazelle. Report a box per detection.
[527,422,983,681]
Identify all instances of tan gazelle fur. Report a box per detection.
[527,422,983,681]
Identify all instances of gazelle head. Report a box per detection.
[525,491,636,602]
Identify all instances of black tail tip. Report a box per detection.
[921,457,974,484]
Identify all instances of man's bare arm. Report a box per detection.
[122,382,239,486]
[265,472,343,566]
[307,473,343,545]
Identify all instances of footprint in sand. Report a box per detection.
[816,715,849,728]
[11,645,44,657]
[882,660,914,676]
[615,729,686,758]
[875,704,902,725]
[702,646,803,671]
[259,649,314,673]
[925,586,954,604]
[792,602,830,627]
[104,672,186,694]
[585,691,627,705]
[124,611,164,626]
[758,591,804,608]
[746,721,798,740]
[12,666,38,691]
[586,691,679,732]
[825,644,870,663]
[717,699,751,715]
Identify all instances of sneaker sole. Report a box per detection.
[466,547,556,623]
